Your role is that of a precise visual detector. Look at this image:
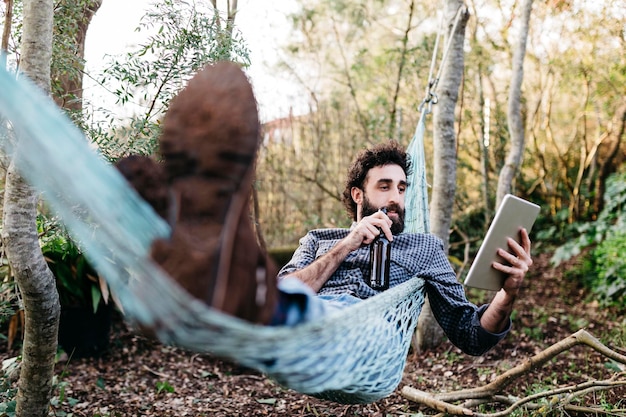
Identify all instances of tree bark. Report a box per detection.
[1,0,15,213]
[415,0,469,352]
[210,0,238,44]
[2,0,13,51]
[52,0,103,112]
[591,105,626,214]
[429,1,469,249]
[387,0,416,140]
[476,68,492,223]
[496,0,533,206]
[1,1,60,416]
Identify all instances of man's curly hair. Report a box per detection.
[341,140,412,221]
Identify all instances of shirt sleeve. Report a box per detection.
[420,236,510,356]
[277,232,318,280]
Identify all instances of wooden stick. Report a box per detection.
[401,386,474,415]
[401,330,626,416]
[434,329,626,402]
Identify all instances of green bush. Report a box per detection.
[589,232,626,306]
[38,215,107,313]
[552,171,626,308]
[88,0,251,161]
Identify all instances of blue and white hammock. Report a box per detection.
[0,66,430,404]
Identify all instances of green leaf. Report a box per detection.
[0,400,17,415]
[91,285,102,314]
[155,381,175,394]
[604,360,625,372]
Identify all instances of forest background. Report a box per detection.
[3,0,626,301]
[252,0,626,312]
[0,0,625,415]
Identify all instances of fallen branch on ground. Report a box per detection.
[401,329,626,416]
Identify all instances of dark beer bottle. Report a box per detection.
[369,209,391,290]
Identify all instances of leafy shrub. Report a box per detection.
[533,206,584,252]
[552,171,626,307]
[587,232,626,306]
[86,0,252,161]
[38,215,109,313]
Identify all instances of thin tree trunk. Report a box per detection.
[496,0,533,206]
[1,0,13,51]
[429,1,469,249]
[387,0,416,140]
[210,0,238,43]
[1,1,59,416]
[415,0,469,352]
[52,0,103,112]
[476,68,492,222]
[1,0,15,213]
[591,105,625,214]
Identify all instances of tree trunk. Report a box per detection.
[415,0,469,352]
[387,0,416,140]
[210,0,239,48]
[52,0,103,112]
[476,68,492,223]
[1,0,13,51]
[1,0,15,213]
[496,0,533,206]
[1,1,60,416]
[429,1,469,249]
[591,105,625,214]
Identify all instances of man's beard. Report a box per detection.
[361,194,405,235]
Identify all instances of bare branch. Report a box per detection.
[402,330,626,416]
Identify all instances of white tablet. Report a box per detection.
[463,194,540,291]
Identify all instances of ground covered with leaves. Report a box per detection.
[2,253,626,416]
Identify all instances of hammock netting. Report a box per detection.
[0,65,430,404]
[404,108,430,235]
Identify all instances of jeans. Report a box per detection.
[271,277,362,326]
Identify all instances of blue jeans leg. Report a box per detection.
[270,276,362,326]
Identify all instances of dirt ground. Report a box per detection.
[2,253,626,416]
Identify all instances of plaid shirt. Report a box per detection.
[278,227,509,355]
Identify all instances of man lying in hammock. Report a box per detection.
[116,61,532,357]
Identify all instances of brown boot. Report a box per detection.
[115,155,169,220]
[146,61,278,324]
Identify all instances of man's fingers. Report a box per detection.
[497,246,531,271]
[494,228,533,294]
[374,211,393,240]
[364,224,380,243]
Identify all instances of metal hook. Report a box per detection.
[418,91,438,115]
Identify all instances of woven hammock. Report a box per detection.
[404,108,431,235]
[0,65,430,404]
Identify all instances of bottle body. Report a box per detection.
[369,235,391,290]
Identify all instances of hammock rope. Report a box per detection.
[405,3,464,235]
[0,4,461,393]
[420,3,466,112]
[404,108,431,235]
[0,65,430,404]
